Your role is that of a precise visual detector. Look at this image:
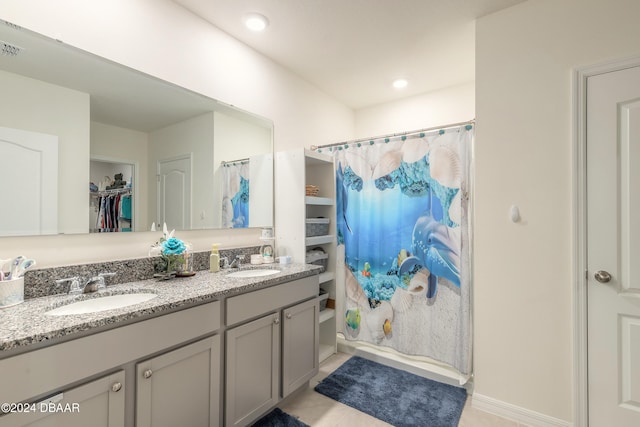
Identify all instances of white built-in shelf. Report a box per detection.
[319,308,335,324]
[305,196,333,206]
[305,149,333,165]
[319,344,335,363]
[319,271,334,284]
[305,235,334,246]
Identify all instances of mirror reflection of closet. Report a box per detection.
[90,157,136,233]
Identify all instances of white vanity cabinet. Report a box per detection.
[2,370,126,427]
[136,335,220,427]
[224,276,319,427]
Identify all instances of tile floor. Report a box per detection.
[279,352,528,426]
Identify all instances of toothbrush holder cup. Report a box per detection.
[0,277,24,308]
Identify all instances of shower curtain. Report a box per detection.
[328,124,473,374]
[221,161,250,228]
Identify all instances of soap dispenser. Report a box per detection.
[261,244,274,264]
[210,244,220,272]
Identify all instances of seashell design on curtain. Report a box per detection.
[325,123,473,375]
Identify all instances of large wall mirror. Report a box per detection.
[0,20,273,237]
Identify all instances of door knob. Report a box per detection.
[594,270,612,283]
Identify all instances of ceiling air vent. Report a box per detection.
[1,41,22,57]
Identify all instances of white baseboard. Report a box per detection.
[472,393,572,427]
[337,336,472,389]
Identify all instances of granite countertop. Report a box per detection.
[0,263,321,355]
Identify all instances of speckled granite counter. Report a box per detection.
[0,263,321,355]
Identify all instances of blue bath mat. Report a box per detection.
[314,356,467,427]
[252,408,310,427]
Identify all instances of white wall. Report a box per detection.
[0,70,90,235]
[355,82,474,137]
[0,0,354,267]
[475,0,640,422]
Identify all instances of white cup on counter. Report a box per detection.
[250,254,263,265]
[0,277,24,308]
[278,255,292,265]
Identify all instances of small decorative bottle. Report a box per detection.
[210,244,220,272]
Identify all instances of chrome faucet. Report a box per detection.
[56,272,116,295]
[229,255,244,269]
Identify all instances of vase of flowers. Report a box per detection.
[162,237,187,274]
[150,223,192,278]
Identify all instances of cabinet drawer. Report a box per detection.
[226,276,317,326]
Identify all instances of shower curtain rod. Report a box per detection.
[312,118,475,150]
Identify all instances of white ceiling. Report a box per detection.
[173,0,525,109]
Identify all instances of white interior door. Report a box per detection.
[0,126,58,236]
[587,65,640,426]
[157,155,191,231]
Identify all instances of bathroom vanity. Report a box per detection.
[0,264,321,427]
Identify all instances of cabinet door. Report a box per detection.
[2,370,125,427]
[225,313,280,427]
[136,335,220,427]
[282,298,319,397]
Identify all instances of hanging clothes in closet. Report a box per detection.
[92,190,132,232]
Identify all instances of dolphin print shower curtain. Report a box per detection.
[329,124,472,374]
[221,161,249,228]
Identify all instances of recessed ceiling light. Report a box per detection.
[244,13,269,32]
[393,79,408,89]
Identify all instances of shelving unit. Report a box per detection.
[276,148,337,362]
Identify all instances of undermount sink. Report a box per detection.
[226,269,280,278]
[45,293,157,316]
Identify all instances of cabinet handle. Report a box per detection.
[286,313,292,319]
[111,382,122,392]
[143,369,153,379]
[274,317,280,325]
